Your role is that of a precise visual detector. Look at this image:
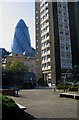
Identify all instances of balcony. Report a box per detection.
[41,11,49,24]
[41,43,50,50]
[42,65,51,71]
[41,29,49,38]
[47,58,50,62]
[42,58,50,64]
[41,22,49,31]
[47,50,50,55]
[40,2,48,13]
[40,0,46,7]
[41,36,49,43]
[40,7,48,18]
[41,50,50,57]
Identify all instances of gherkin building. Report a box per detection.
[11,19,32,54]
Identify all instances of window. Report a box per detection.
[45,2,48,5]
[61,46,65,50]
[36,11,38,13]
[31,65,33,67]
[63,6,66,9]
[64,25,68,29]
[66,54,70,58]
[40,10,45,16]
[36,16,38,19]
[58,17,62,22]
[42,57,43,61]
[37,59,39,61]
[36,22,38,24]
[62,63,65,66]
[61,54,65,57]
[42,63,47,68]
[47,55,50,59]
[64,19,67,23]
[40,3,44,10]
[46,26,49,31]
[65,32,69,36]
[60,31,64,35]
[59,24,63,28]
[42,50,44,54]
[47,62,50,67]
[66,46,69,50]
[40,1,42,5]
[46,6,48,10]
[58,4,62,7]
[60,38,64,43]
[37,46,38,48]
[46,33,49,38]
[36,34,38,36]
[63,12,67,16]
[66,39,69,44]
[47,47,50,51]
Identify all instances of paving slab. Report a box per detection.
[9,89,78,119]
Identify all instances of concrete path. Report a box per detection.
[10,89,78,119]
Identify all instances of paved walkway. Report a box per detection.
[10,89,78,119]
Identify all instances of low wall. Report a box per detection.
[54,89,67,92]
[1,89,15,96]
[59,93,79,100]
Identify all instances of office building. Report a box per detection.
[35,1,73,86]
[11,19,35,57]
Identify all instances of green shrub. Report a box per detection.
[2,95,21,120]
[68,84,78,91]
[68,87,78,91]
[57,81,68,90]
[2,95,17,108]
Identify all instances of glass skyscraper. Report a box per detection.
[11,19,32,54]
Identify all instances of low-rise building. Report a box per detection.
[6,55,36,76]
[2,53,36,86]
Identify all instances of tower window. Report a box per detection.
[60,31,64,35]
[58,4,62,7]
[65,32,69,36]
[64,19,67,23]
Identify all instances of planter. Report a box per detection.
[68,87,78,91]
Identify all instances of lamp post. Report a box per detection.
[64,69,70,83]
[65,65,79,84]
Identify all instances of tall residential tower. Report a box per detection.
[35,1,72,86]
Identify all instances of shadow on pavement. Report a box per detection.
[2,111,37,120]
[16,111,37,120]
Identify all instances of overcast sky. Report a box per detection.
[0,2,35,52]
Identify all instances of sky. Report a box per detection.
[0,2,35,52]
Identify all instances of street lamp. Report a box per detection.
[64,69,70,83]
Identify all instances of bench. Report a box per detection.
[0,86,19,97]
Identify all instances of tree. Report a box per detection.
[3,59,28,86]
[6,59,28,74]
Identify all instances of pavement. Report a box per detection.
[9,88,78,119]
